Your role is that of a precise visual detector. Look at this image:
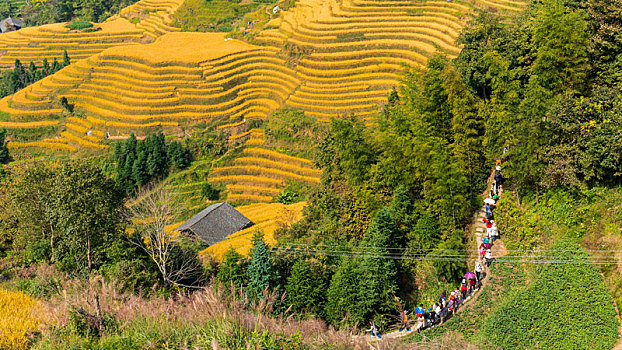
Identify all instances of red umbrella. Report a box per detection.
[464,272,476,280]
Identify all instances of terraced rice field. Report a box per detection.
[209,130,321,202]
[0,0,525,201]
[202,201,306,259]
[0,0,185,67]
[0,0,525,136]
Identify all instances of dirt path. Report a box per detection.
[365,171,507,345]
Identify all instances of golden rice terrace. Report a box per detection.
[0,0,525,202]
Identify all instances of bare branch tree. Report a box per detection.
[129,186,204,288]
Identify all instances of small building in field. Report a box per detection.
[0,17,23,33]
[174,202,253,246]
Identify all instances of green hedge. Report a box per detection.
[482,239,619,350]
[65,20,93,30]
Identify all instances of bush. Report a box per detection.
[481,239,619,350]
[65,20,94,30]
[201,182,220,200]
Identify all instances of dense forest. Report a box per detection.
[1,0,622,348]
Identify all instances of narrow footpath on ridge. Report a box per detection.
[366,168,508,347]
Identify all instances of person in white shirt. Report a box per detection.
[491,221,499,242]
[485,249,492,266]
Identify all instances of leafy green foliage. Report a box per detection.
[264,108,325,158]
[431,230,467,282]
[201,182,220,201]
[325,257,359,325]
[21,0,136,25]
[454,0,622,190]
[217,247,247,287]
[10,161,127,275]
[482,240,618,350]
[285,259,328,317]
[65,20,93,30]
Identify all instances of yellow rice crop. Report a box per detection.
[0,120,60,128]
[65,122,88,134]
[227,193,274,203]
[226,184,282,196]
[68,117,93,128]
[213,165,320,184]
[0,288,49,349]
[203,202,306,259]
[245,138,265,146]
[218,120,245,129]
[106,120,178,127]
[243,147,313,166]
[209,175,283,186]
[42,138,69,143]
[234,157,322,177]
[8,141,77,152]
[229,130,251,141]
[103,32,257,65]
[61,131,109,149]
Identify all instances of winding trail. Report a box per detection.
[365,169,508,346]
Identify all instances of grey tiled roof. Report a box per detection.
[174,202,253,246]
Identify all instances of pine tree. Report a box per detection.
[132,150,148,186]
[51,58,59,73]
[285,259,327,316]
[10,59,26,92]
[62,50,71,67]
[28,61,37,84]
[42,58,50,76]
[354,207,399,325]
[325,257,360,325]
[246,231,278,300]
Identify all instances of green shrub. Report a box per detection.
[481,239,619,350]
[65,20,93,30]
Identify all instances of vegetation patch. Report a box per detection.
[482,240,618,349]
[65,20,94,31]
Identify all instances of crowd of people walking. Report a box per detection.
[368,161,505,340]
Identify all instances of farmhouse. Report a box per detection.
[0,17,23,33]
[174,202,253,245]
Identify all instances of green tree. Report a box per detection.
[531,0,589,94]
[354,207,399,325]
[11,161,125,274]
[42,58,50,76]
[246,231,279,300]
[217,247,247,287]
[51,58,59,73]
[325,257,360,325]
[431,230,467,282]
[285,259,328,317]
[319,117,376,185]
[62,50,71,67]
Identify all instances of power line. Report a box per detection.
[279,242,622,254]
[272,246,622,265]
